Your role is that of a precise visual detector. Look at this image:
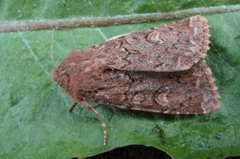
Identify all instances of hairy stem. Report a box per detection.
[0,5,240,33]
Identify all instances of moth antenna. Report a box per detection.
[50,30,60,84]
[68,102,77,112]
[50,29,57,70]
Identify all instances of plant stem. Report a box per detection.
[0,5,240,33]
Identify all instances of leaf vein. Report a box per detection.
[18,32,50,76]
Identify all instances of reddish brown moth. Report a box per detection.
[53,15,220,145]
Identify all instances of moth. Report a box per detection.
[53,15,220,145]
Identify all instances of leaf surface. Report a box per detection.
[0,1,240,159]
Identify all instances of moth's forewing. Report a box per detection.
[83,61,220,114]
[92,15,210,72]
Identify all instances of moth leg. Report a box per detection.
[78,100,107,145]
[68,102,77,113]
[93,103,101,109]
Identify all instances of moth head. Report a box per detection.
[53,62,76,89]
[52,51,83,93]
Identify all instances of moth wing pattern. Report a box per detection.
[54,15,219,115]
[77,60,220,114]
[93,15,210,72]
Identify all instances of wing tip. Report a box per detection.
[189,15,210,63]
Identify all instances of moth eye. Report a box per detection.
[58,72,70,89]
[53,64,71,87]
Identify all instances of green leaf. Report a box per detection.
[0,1,240,159]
